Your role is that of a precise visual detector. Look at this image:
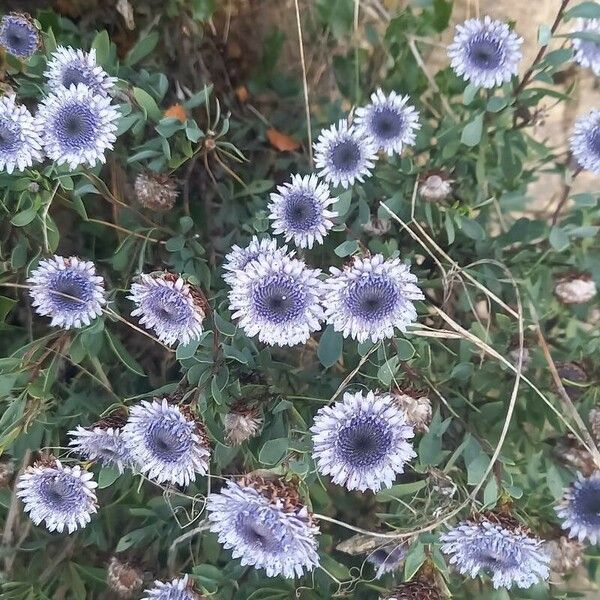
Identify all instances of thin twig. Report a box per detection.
[294,0,313,166]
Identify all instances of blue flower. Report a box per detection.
[228,253,324,346]
[0,13,39,59]
[16,459,98,534]
[37,83,119,170]
[556,472,600,545]
[27,255,106,330]
[571,19,600,76]
[570,109,600,174]
[44,46,117,96]
[68,420,132,473]
[128,273,206,346]
[323,254,423,343]
[141,575,199,600]
[311,390,416,492]
[314,119,378,189]
[222,236,291,286]
[268,174,337,249]
[355,89,420,156]
[448,16,523,89]
[206,478,320,578]
[0,94,43,174]
[122,399,210,487]
[367,542,407,578]
[440,517,550,589]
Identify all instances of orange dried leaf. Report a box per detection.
[164,103,187,123]
[266,128,301,152]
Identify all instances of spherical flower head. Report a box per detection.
[0,94,43,174]
[27,255,105,330]
[16,459,98,533]
[556,472,600,545]
[571,110,600,174]
[135,172,179,211]
[448,16,523,89]
[206,477,320,578]
[382,580,443,600]
[354,89,420,156]
[142,575,202,600]
[128,273,206,346]
[367,543,407,578]
[222,236,291,286]
[107,557,144,599]
[572,19,600,76]
[0,13,39,59]
[555,273,597,304]
[122,398,210,486]
[228,254,324,346]
[68,415,132,473]
[323,254,424,343]
[44,46,117,96]
[37,83,119,170]
[419,170,453,202]
[268,174,337,249]
[440,516,550,589]
[311,390,416,492]
[313,119,378,189]
[224,402,263,446]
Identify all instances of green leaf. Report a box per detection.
[234,180,273,198]
[378,356,399,386]
[91,30,110,65]
[11,207,37,227]
[258,438,289,465]
[98,466,121,489]
[565,2,600,20]
[459,216,486,241]
[0,296,16,323]
[115,526,155,552]
[403,543,426,580]
[538,24,552,45]
[124,31,159,66]
[317,326,343,368]
[376,480,427,501]
[105,331,146,377]
[394,338,415,361]
[486,96,507,113]
[549,225,569,251]
[132,87,162,122]
[461,114,484,147]
[334,240,358,257]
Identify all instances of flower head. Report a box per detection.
[314,119,377,189]
[222,236,291,286]
[440,515,550,589]
[556,472,600,545]
[355,89,420,156]
[128,273,206,346]
[367,543,407,578]
[16,459,98,533]
[134,172,179,211]
[268,174,337,249]
[572,19,600,76]
[383,580,443,600]
[0,13,39,59]
[27,255,105,329]
[555,273,597,304]
[546,536,584,575]
[392,390,432,433]
[206,476,320,578]
[228,253,324,346]
[448,16,523,89]
[37,83,119,170]
[224,401,263,446]
[571,110,600,174]
[68,413,131,473]
[0,94,43,174]
[323,254,423,343]
[141,575,202,600]
[419,170,453,202]
[311,390,416,492]
[122,398,210,487]
[107,557,144,599]
[44,46,117,96]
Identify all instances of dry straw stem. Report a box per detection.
[294,0,313,166]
